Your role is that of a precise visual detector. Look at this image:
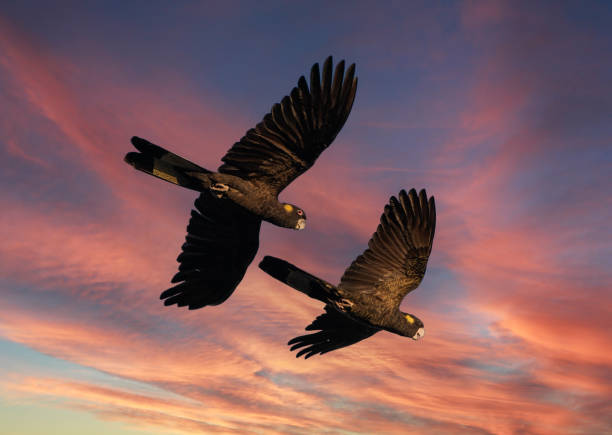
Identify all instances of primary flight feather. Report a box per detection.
[124,57,358,309]
[259,188,436,358]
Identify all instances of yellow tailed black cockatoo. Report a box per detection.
[259,189,435,358]
[125,57,357,309]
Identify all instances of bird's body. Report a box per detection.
[259,188,436,358]
[189,172,299,228]
[125,57,357,309]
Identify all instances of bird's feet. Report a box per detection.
[210,183,229,198]
[334,298,354,312]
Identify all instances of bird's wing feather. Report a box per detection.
[218,57,358,194]
[288,305,378,359]
[160,191,261,309]
[338,189,436,307]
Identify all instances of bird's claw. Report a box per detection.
[335,298,354,311]
[210,183,229,198]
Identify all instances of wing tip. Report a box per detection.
[159,289,173,300]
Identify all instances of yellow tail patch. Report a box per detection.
[153,168,178,185]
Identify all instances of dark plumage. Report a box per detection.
[124,57,358,309]
[259,189,436,358]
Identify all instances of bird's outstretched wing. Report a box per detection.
[338,189,436,307]
[160,191,261,309]
[218,56,358,195]
[288,305,378,359]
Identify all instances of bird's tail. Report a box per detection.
[124,136,211,191]
[259,256,337,304]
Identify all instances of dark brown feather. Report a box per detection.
[287,306,378,359]
[160,191,261,309]
[218,57,358,194]
[338,189,436,308]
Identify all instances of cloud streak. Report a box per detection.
[1,1,611,434]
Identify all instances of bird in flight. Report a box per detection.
[259,189,436,358]
[124,57,358,309]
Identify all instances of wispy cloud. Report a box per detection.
[1,1,611,434]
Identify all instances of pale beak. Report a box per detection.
[411,327,425,340]
[295,218,306,230]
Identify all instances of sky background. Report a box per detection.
[1,1,611,434]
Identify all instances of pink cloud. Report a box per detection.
[5,138,51,169]
[1,3,611,434]
[0,14,250,220]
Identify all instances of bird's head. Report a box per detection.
[400,312,425,340]
[282,203,307,230]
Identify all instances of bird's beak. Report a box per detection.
[411,327,425,340]
[295,218,306,230]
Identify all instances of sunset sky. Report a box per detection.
[1,1,611,434]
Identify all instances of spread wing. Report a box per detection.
[218,56,358,195]
[338,189,436,307]
[160,191,261,309]
[288,305,379,359]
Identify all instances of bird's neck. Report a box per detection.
[382,311,418,337]
[261,201,296,229]
[229,190,291,228]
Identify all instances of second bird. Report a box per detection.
[124,57,358,309]
[259,189,436,359]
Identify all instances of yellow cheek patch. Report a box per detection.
[283,204,294,213]
[405,315,415,324]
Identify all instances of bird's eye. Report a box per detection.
[297,210,303,216]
